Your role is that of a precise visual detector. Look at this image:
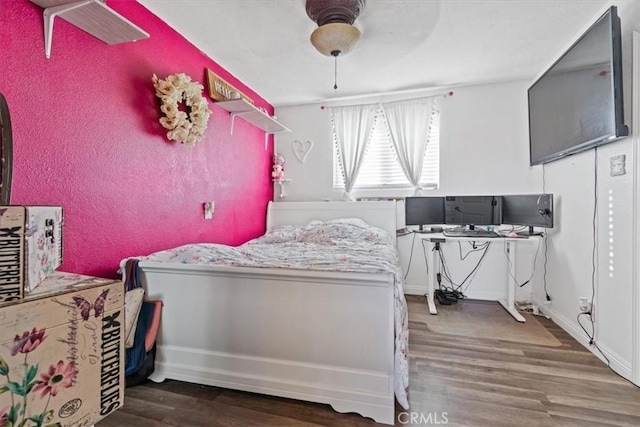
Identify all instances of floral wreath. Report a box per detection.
[152,73,211,145]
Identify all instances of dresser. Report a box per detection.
[0,272,124,426]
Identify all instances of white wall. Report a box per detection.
[531,121,635,378]
[274,81,540,200]
[275,0,640,383]
[275,81,544,301]
[530,1,640,380]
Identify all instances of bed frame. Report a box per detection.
[134,201,398,424]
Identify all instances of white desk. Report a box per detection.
[418,233,540,322]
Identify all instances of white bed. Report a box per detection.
[123,201,405,424]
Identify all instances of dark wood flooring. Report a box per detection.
[97,296,640,426]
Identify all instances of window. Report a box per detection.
[333,107,440,190]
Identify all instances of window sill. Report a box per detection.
[331,187,439,200]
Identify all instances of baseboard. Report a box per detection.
[405,286,532,304]
[532,296,632,379]
[150,345,395,425]
[462,289,507,301]
[404,285,428,295]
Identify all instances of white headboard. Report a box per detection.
[266,201,397,243]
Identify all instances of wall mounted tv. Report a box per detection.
[528,6,628,166]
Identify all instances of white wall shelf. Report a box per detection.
[273,179,292,199]
[216,99,290,149]
[30,0,149,59]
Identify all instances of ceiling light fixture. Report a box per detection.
[306,0,366,91]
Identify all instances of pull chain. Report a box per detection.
[334,54,338,91]
[331,50,340,91]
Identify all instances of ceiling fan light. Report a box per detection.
[310,22,361,57]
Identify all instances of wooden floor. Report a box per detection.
[98,296,640,426]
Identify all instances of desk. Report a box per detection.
[419,233,539,322]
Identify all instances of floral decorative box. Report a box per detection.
[0,206,63,302]
[0,272,124,426]
[24,207,63,294]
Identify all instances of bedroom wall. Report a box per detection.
[274,81,545,301]
[274,0,640,382]
[274,81,540,202]
[530,0,640,380]
[0,0,274,278]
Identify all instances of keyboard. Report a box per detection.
[442,229,501,238]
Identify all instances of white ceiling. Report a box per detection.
[138,0,609,107]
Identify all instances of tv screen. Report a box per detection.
[528,6,628,166]
[501,194,554,235]
[405,197,445,228]
[444,196,501,227]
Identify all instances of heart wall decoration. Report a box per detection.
[292,140,313,163]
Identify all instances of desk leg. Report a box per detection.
[499,241,525,322]
[427,242,438,315]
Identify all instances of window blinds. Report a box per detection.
[333,108,440,189]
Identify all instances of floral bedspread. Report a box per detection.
[135,218,409,408]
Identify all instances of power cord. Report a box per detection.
[421,239,430,275]
[438,242,491,295]
[503,237,542,288]
[458,241,490,261]
[433,271,465,304]
[543,232,550,300]
[577,312,639,388]
[542,162,551,301]
[402,233,417,281]
[575,148,637,387]
[588,147,598,339]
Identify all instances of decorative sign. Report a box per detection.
[292,140,313,164]
[206,69,254,105]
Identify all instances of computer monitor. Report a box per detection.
[444,196,501,229]
[501,193,554,236]
[405,197,445,231]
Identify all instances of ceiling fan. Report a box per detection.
[305,0,366,90]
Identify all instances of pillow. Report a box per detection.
[299,220,391,246]
[305,220,323,229]
[249,225,303,244]
[326,217,369,228]
[298,222,363,244]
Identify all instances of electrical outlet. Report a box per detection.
[579,297,591,313]
[204,201,215,220]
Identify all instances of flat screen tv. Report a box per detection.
[528,6,628,166]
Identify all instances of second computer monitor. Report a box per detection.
[501,193,554,232]
[444,196,501,227]
[405,197,445,229]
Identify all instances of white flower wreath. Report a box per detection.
[152,73,212,145]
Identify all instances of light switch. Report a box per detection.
[204,201,215,219]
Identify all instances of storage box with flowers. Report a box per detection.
[0,272,124,426]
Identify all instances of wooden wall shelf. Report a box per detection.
[216,99,290,149]
[30,0,149,58]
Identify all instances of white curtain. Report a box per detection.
[381,97,437,195]
[330,104,377,200]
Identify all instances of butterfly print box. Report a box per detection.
[0,206,64,302]
[0,271,124,426]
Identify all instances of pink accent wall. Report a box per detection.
[0,0,274,278]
